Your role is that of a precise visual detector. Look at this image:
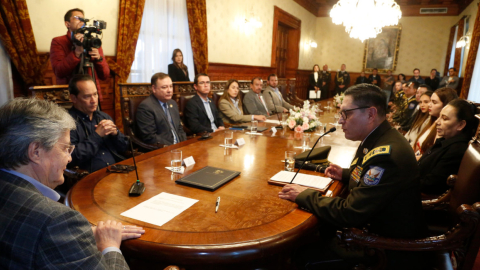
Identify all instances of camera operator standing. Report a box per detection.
[50,8,109,101]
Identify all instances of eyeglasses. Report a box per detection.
[57,142,75,155]
[198,81,211,85]
[339,106,370,120]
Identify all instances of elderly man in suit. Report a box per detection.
[264,73,294,114]
[243,77,270,117]
[136,72,187,146]
[184,73,225,134]
[0,98,144,269]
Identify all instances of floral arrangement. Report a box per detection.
[287,100,321,132]
[333,92,345,108]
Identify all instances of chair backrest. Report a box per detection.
[123,96,149,137]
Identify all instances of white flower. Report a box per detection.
[295,113,301,119]
[303,117,309,123]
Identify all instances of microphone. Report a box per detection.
[268,91,283,129]
[127,137,145,196]
[289,127,337,184]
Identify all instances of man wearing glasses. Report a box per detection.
[184,73,225,134]
[279,84,426,269]
[136,72,187,146]
[67,74,128,175]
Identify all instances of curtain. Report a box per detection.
[454,19,465,73]
[461,7,480,100]
[444,26,456,76]
[0,41,13,106]
[128,0,194,83]
[107,0,145,128]
[0,0,48,86]
[186,0,208,75]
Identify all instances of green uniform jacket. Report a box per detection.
[296,120,427,239]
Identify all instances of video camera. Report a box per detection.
[73,17,107,52]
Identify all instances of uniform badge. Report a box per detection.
[408,103,416,109]
[363,166,384,186]
[350,158,358,167]
[351,166,363,183]
[363,148,368,154]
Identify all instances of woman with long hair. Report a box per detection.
[405,91,433,146]
[308,64,321,99]
[397,73,406,83]
[413,88,458,158]
[168,48,190,82]
[218,79,267,124]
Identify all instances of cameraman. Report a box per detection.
[50,8,109,100]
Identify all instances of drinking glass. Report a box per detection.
[302,133,311,150]
[170,150,182,172]
[285,151,296,172]
[224,130,233,147]
[326,101,331,109]
[282,113,288,127]
[251,120,258,134]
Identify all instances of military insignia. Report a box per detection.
[363,148,368,154]
[350,158,358,167]
[363,166,384,186]
[362,145,391,164]
[351,166,363,183]
[408,103,416,109]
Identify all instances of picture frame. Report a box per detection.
[363,25,402,73]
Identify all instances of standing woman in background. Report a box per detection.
[168,49,190,82]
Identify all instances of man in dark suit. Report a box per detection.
[0,98,144,269]
[136,73,187,146]
[184,73,225,134]
[355,71,368,85]
[368,68,381,87]
[243,77,270,116]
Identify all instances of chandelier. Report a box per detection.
[330,0,402,42]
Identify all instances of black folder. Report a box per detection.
[175,166,241,191]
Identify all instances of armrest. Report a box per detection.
[337,203,480,252]
[422,175,457,211]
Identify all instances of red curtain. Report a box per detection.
[444,26,456,76]
[460,10,480,99]
[0,0,48,86]
[186,0,208,75]
[453,18,465,72]
[107,0,145,128]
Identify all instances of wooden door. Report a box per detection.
[276,24,289,78]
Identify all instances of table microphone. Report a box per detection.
[268,91,283,129]
[127,137,145,196]
[289,127,336,184]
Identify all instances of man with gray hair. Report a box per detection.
[0,98,144,269]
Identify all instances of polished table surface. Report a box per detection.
[66,102,359,268]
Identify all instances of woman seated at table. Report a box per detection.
[168,48,190,82]
[418,99,478,195]
[218,79,267,124]
[405,90,433,146]
[413,87,458,158]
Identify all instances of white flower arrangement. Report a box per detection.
[333,92,345,108]
[287,100,321,132]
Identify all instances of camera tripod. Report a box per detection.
[77,52,102,111]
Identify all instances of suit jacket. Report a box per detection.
[136,95,187,145]
[438,76,459,90]
[0,170,128,269]
[355,76,368,85]
[168,64,190,82]
[218,98,251,124]
[50,31,110,100]
[368,74,382,87]
[243,89,269,117]
[184,94,224,134]
[263,86,294,113]
[308,73,321,90]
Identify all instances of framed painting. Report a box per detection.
[363,25,402,73]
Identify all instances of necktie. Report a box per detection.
[258,94,270,116]
[163,103,178,144]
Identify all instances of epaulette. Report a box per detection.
[362,145,391,164]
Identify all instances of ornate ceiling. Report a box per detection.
[294,0,475,16]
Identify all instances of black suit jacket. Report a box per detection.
[168,64,190,82]
[355,76,368,84]
[136,94,187,145]
[184,94,224,134]
[308,73,321,90]
[368,74,382,87]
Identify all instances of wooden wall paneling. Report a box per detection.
[208,62,277,81]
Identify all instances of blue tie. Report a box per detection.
[163,103,178,144]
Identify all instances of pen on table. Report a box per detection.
[215,196,220,213]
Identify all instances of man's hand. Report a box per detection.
[73,33,84,58]
[95,120,118,137]
[324,164,343,180]
[254,115,266,121]
[93,221,145,252]
[215,126,225,132]
[339,85,345,88]
[278,184,308,202]
[282,108,288,113]
[89,48,101,60]
[322,82,326,86]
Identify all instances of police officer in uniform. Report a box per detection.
[396,81,419,133]
[279,84,426,269]
[334,64,350,95]
[319,64,331,99]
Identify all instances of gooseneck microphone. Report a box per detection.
[127,137,145,196]
[289,127,337,184]
[268,91,283,129]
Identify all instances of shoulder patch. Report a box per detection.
[363,166,384,186]
[408,102,416,109]
[362,145,391,164]
[350,158,358,167]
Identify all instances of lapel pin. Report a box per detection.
[363,148,368,154]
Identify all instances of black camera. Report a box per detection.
[73,18,107,52]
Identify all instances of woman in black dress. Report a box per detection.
[168,48,190,82]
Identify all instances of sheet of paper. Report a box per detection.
[121,192,198,227]
[265,119,281,124]
[245,132,263,136]
[165,166,185,174]
[219,144,239,149]
[270,171,332,190]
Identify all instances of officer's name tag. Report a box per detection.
[235,138,246,146]
[183,156,195,167]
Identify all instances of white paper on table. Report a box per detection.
[294,146,312,150]
[270,171,332,190]
[309,90,317,99]
[245,132,263,136]
[265,119,281,124]
[121,192,198,227]
[219,144,239,149]
[165,166,185,174]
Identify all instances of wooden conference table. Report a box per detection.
[66,103,359,269]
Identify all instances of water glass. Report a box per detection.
[170,150,182,172]
[327,101,331,109]
[224,130,233,147]
[302,133,311,150]
[251,120,258,134]
[285,151,296,172]
[282,113,288,126]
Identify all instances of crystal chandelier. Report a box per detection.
[330,0,402,42]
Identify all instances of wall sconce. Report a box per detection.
[456,36,470,48]
[305,40,317,49]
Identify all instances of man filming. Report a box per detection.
[50,8,109,100]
